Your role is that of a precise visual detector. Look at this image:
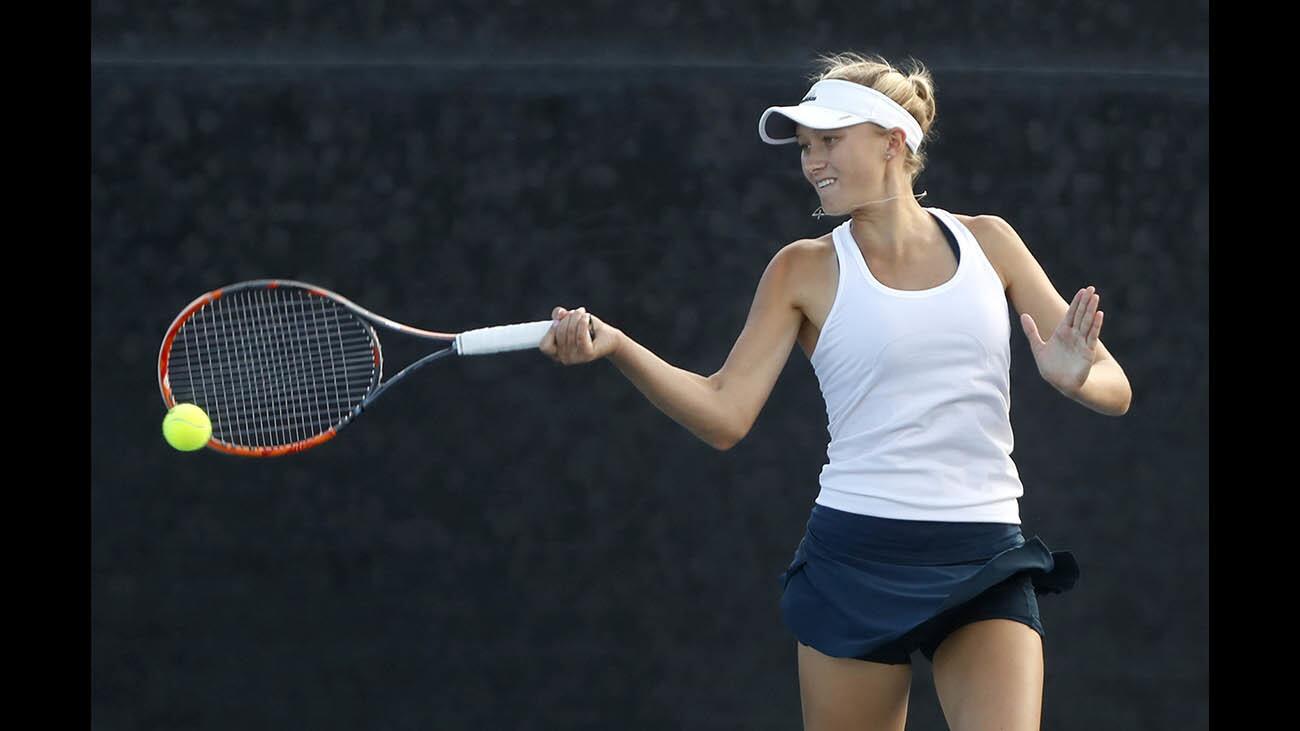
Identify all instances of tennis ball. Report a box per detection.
[163,403,212,452]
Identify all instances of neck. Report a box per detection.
[847,191,934,260]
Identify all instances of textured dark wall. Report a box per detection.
[91,0,1207,64]
[92,3,1208,729]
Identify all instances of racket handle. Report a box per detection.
[455,320,557,356]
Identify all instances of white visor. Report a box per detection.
[758,78,924,154]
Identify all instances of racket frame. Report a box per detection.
[158,279,459,457]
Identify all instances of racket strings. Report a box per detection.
[167,287,379,447]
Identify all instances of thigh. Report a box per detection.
[796,641,912,731]
[930,618,1044,731]
[926,574,1045,731]
[918,571,1044,664]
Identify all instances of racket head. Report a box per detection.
[157,280,384,456]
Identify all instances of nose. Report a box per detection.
[804,155,827,178]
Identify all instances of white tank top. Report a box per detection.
[810,207,1023,523]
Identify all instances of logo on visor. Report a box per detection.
[801,94,817,102]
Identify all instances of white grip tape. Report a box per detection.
[454,320,556,356]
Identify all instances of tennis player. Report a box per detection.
[539,52,1131,731]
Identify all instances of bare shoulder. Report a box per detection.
[781,233,834,255]
[783,233,836,270]
[952,213,1021,291]
[776,234,836,308]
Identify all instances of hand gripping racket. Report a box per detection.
[157,279,589,457]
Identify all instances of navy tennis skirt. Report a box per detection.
[777,503,1079,663]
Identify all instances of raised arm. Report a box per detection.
[973,215,1132,416]
[541,241,810,450]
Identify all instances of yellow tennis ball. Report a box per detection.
[163,403,212,452]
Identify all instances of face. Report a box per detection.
[795,122,893,215]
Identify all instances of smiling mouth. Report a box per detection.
[816,178,838,190]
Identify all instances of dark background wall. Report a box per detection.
[91,2,1208,729]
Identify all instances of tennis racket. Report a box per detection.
[157,278,589,457]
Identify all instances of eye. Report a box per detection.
[823,136,836,146]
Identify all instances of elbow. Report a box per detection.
[711,425,747,451]
[1109,381,1133,417]
[1117,392,1133,416]
[706,378,753,450]
[711,433,739,451]
[1097,394,1131,417]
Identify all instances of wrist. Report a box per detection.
[1046,371,1084,400]
[606,326,627,360]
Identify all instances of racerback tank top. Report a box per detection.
[809,207,1023,523]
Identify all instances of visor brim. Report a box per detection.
[759,105,870,145]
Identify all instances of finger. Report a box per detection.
[549,320,568,361]
[564,307,583,354]
[573,313,587,356]
[1076,286,1096,330]
[1078,291,1099,335]
[1068,287,1088,331]
[572,307,588,354]
[547,307,568,358]
[560,307,575,352]
[553,312,567,357]
[555,309,576,360]
[1061,289,1082,334]
[551,318,569,358]
[1021,313,1043,348]
[1087,310,1103,348]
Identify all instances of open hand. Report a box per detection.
[1020,286,1104,395]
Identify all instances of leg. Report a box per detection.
[796,641,912,731]
[930,619,1044,731]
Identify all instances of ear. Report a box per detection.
[883,127,906,158]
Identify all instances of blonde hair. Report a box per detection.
[809,52,937,183]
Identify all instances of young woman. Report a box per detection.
[539,53,1131,731]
